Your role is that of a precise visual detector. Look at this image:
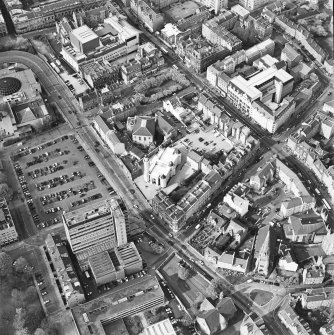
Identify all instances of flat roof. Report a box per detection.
[164,0,200,21]
[71,276,164,335]
[145,319,177,335]
[71,25,99,44]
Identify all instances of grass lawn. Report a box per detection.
[249,289,273,307]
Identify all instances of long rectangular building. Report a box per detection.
[71,276,165,335]
[0,198,18,247]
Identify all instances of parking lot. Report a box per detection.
[11,134,114,229]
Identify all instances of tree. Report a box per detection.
[13,308,26,331]
[14,257,28,273]
[11,289,25,308]
[178,266,191,280]
[0,252,13,276]
[34,329,46,335]
[24,286,38,303]
[206,278,224,299]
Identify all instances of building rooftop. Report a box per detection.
[144,319,176,335]
[71,276,164,335]
[71,25,99,44]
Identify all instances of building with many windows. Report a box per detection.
[63,197,128,269]
[240,0,271,11]
[0,198,18,247]
[0,13,7,37]
[71,276,165,334]
[45,234,85,307]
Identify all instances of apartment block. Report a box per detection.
[63,198,128,268]
[0,198,18,247]
[301,287,334,309]
[223,183,250,217]
[45,234,85,307]
[202,19,242,52]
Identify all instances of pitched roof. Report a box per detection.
[198,309,220,333]
[216,297,237,320]
[132,117,155,137]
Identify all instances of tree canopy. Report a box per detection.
[206,278,225,299]
[0,252,12,276]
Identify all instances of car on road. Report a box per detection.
[43,299,50,304]
[37,281,44,286]
[41,291,48,296]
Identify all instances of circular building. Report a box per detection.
[0,77,22,96]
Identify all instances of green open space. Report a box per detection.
[249,289,273,307]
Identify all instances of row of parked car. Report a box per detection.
[36,273,50,305]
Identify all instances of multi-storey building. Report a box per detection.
[227,59,294,116]
[278,304,313,335]
[281,43,303,68]
[71,276,165,334]
[88,242,142,285]
[130,0,164,32]
[63,198,128,269]
[45,234,85,307]
[240,0,272,11]
[202,17,242,51]
[322,233,334,255]
[8,0,106,34]
[223,183,250,217]
[0,198,18,247]
[302,267,325,285]
[206,38,274,87]
[301,287,334,310]
[177,38,230,73]
[62,17,140,72]
[0,13,7,37]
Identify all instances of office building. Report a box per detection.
[62,16,140,72]
[45,234,85,307]
[71,276,165,334]
[63,198,128,268]
[228,59,294,116]
[0,198,18,247]
[88,242,142,285]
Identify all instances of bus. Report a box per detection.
[322,199,331,210]
[160,47,168,54]
[315,188,320,195]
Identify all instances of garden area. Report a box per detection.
[0,252,56,335]
[132,69,191,104]
[249,289,273,307]
[123,316,143,335]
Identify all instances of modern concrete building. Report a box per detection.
[88,242,142,285]
[71,276,165,334]
[0,198,18,247]
[63,198,128,269]
[62,16,140,72]
[228,59,294,115]
[45,234,85,307]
